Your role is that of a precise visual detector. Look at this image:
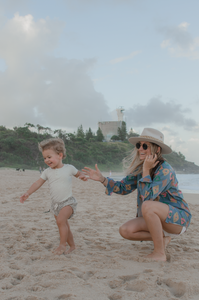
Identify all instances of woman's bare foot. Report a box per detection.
[145,251,167,262]
[52,244,66,255]
[163,236,171,249]
[64,245,76,255]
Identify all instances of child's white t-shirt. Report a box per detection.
[40,164,78,203]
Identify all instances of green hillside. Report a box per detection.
[0,125,199,173]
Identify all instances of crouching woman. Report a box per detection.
[83,128,192,261]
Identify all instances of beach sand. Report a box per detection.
[1,169,199,300]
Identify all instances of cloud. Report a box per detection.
[160,22,199,60]
[0,14,110,130]
[189,138,199,143]
[125,97,198,130]
[110,51,140,64]
[161,126,178,137]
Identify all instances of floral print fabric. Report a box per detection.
[106,161,192,228]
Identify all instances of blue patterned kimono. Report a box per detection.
[106,161,192,228]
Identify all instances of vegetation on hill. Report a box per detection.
[0,124,199,173]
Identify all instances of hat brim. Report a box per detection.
[128,137,172,155]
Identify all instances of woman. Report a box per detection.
[82,128,192,261]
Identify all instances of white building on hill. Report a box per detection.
[98,108,124,141]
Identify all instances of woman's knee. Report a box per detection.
[119,224,130,238]
[142,200,153,216]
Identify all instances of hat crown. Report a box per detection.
[140,128,164,143]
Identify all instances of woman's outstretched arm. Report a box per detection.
[82,164,137,195]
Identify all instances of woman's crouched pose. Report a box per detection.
[82,128,192,261]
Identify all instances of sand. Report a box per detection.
[1,169,199,300]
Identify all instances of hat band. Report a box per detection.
[139,135,164,144]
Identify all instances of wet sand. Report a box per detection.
[0,169,199,300]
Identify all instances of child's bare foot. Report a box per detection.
[52,244,66,255]
[163,236,171,249]
[145,251,167,262]
[64,245,76,255]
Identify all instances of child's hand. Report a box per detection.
[20,193,29,203]
[75,171,88,181]
[79,174,88,181]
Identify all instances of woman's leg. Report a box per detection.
[119,217,152,241]
[53,206,75,255]
[141,201,183,261]
[119,201,183,261]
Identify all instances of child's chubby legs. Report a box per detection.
[53,205,75,255]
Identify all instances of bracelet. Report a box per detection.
[101,177,106,184]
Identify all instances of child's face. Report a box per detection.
[42,149,63,169]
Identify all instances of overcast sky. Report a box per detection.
[0,0,199,165]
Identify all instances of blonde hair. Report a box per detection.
[123,142,164,177]
[38,138,66,159]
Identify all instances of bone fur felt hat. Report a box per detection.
[128,128,172,154]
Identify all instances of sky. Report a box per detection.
[0,0,199,165]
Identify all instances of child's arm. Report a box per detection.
[74,170,88,181]
[20,178,46,203]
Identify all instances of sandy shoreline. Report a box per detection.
[1,169,199,300]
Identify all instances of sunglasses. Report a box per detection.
[136,142,148,150]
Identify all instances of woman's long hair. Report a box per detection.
[123,142,165,179]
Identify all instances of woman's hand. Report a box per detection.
[82,164,104,182]
[143,154,159,175]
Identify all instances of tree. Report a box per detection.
[0,126,7,132]
[24,123,35,130]
[44,127,52,134]
[54,129,65,139]
[96,127,104,142]
[76,125,85,139]
[111,135,119,141]
[36,124,45,133]
[85,127,94,140]
[178,151,185,161]
[117,121,127,141]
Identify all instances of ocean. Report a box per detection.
[111,174,199,194]
[176,174,199,194]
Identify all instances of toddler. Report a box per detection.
[20,138,87,255]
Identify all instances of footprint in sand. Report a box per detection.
[157,278,186,297]
[57,294,75,300]
[119,274,138,283]
[76,271,94,281]
[108,293,122,300]
[108,279,123,289]
[69,268,94,281]
[108,274,139,290]
[125,279,148,293]
[1,283,13,290]
[143,269,153,273]
[29,286,43,292]
[0,273,9,280]
[25,297,44,300]
[10,274,24,286]
[9,263,20,271]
